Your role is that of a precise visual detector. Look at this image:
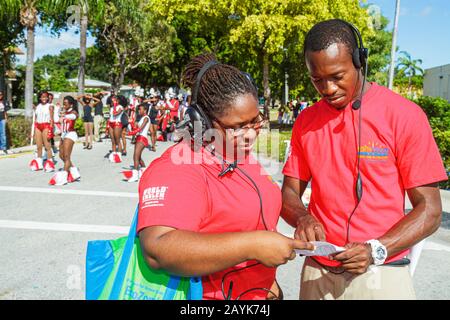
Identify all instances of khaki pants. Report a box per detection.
[94,115,104,142]
[300,257,416,300]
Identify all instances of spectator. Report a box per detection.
[77,94,99,150]
[93,92,105,142]
[0,91,10,155]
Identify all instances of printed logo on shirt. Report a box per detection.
[358,141,389,161]
[141,186,168,208]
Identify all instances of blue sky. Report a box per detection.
[367,0,450,69]
[17,0,450,70]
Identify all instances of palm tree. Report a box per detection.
[397,51,423,95]
[0,0,69,119]
[19,1,38,119]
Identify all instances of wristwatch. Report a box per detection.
[366,239,388,266]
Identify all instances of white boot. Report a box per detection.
[29,157,43,171]
[109,152,122,163]
[49,171,68,186]
[128,169,139,183]
[68,167,81,183]
[44,159,56,173]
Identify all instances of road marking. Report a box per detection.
[424,241,450,253]
[0,151,34,159]
[0,220,129,234]
[0,186,138,198]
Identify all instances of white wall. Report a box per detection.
[423,64,450,102]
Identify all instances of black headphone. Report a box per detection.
[176,60,218,150]
[177,60,258,150]
[342,20,369,110]
[344,21,368,70]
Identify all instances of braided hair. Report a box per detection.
[182,53,257,121]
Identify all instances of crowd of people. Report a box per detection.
[277,98,309,127]
[27,87,191,185]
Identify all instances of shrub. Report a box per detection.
[6,116,32,148]
[74,118,85,137]
[413,96,450,189]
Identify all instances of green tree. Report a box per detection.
[396,51,423,96]
[0,0,76,119]
[152,0,376,116]
[92,0,175,92]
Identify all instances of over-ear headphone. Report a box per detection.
[176,60,218,149]
[176,60,258,150]
[341,20,369,111]
[342,20,368,70]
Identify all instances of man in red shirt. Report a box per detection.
[282,19,448,299]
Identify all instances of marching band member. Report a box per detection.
[108,95,124,163]
[29,91,55,172]
[49,96,81,185]
[123,104,150,182]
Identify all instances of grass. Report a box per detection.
[255,109,294,163]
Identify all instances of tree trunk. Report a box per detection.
[118,55,126,93]
[78,13,88,97]
[25,26,35,120]
[262,50,271,118]
[408,75,412,96]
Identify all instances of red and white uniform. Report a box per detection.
[165,98,179,120]
[61,109,78,142]
[135,115,150,147]
[53,104,62,135]
[109,103,124,128]
[35,103,53,132]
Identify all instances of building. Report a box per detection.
[423,64,450,102]
[68,78,112,90]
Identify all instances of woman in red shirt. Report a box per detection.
[137,54,313,300]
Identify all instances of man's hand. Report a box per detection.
[332,242,373,274]
[295,214,326,242]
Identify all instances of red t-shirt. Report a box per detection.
[138,142,282,300]
[283,83,448,267]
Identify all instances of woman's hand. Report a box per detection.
[251,231,315,267]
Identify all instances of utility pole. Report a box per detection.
[388,0,401,90]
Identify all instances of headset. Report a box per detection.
[176,60,279,299]
[176,60,218,151]
[341,21,369,245]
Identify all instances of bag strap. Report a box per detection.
[109,205,139,300]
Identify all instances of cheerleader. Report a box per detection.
[164,87,180,123]
[49,96,80,185]
[29,91,55,172]
[108,95,124,163]
[142,90,162,151]
[123,104,150,182]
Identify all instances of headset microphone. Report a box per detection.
[218,161,237,177]
[352,100,361,110]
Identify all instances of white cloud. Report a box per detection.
[16,27,95,65]
[420,5,433,16]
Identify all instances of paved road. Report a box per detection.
[0,139,449,300]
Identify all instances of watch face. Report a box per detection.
[376,246,387,260]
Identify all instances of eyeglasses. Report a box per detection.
[215,112,268,137]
